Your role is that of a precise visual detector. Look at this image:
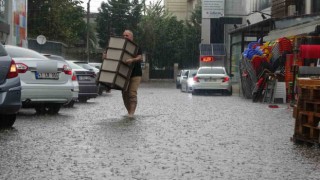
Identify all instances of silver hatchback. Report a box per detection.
[192,66,232,95]
[0,43,21,127]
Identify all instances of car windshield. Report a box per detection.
[189,70,198,77]
[198,68,225,75]
[68,61,85,69]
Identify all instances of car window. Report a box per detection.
[198,68,225,74]
[5,46,48,59]
[182,70,189,76]
[68,61,85,69]
[189,70,197,77]
[78,63,93,69]
[0,44,7,56]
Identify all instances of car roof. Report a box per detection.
[199,66,225,69]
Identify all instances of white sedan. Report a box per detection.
[192,66,232,96]
[180,69,198,93]
[5,45,75,114]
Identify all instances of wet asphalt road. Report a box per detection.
[1,81,320,180]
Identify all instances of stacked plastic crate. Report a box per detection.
[293,78,320,144]
[98,37,138,91]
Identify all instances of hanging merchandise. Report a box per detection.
[278,37,293,53]
[299,45,320,59]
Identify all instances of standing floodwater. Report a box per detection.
[1,81,320,179]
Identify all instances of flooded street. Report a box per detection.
[1,82,320,179]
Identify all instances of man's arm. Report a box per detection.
[125,54,142,64]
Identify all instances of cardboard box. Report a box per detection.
[98,37,138,90]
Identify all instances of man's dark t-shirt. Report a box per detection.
[131,48,142,78]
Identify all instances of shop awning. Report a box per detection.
[229,18,275,38]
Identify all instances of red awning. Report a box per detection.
[300,45,320,59]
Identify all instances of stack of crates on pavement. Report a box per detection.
[98,37,138,91]
[293,78,320,144]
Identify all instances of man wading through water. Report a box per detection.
[122,30,143,118]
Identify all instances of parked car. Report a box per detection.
[43,54,79,107]
[66,61,98,103]
[73,61,100,75]
[192,66,233,95]
[176,69,188,89]
[88,62,102,70]
[4,45,74,114]
[44,55,98,104]
[73,61,109,95]
[180,69,198,93]
[0,43,21,127]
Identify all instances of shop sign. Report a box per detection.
[202,0,225,19]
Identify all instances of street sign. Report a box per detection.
[36,35,47,45]
[202,0,225,19]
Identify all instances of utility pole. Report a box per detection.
[86,0,91,63]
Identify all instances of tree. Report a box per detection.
[28,0,89,45]
[96,0,142,48]
[182,0,202,68]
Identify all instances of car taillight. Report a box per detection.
[193,76,199,82]
[15,62,28,73]
[222,77,230,82]
[71,72,77,81]
[7,60,19,79]
[63,65,72,75]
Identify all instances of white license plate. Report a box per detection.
[78,76,92,81]
[205,78,216,82]
[35,72,59,79]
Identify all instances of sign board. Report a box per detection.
[202,0,225,19]
[36,35,46,45]
[200,56,215,62]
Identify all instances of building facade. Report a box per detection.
[164,0,197,21]
[0,0,27,47]
[198,0,320,83]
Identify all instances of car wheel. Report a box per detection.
[98,86,104,95]
[78,97,88,103]
[64,100,75,108]
[192,90,197,95]
[47,104,61,115]
[0,114,16,127]
[35,106,47,115]
[35,104,61,115]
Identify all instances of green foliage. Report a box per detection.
[28,0,90,46]
[95,0,142,48]
[136,0,201,69]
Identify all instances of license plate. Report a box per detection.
[78,76,91,81]
[205,78,216,82]
[35,72,59,79]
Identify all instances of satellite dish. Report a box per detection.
[36,35,47,45]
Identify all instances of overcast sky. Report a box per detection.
[82,0,162,13]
